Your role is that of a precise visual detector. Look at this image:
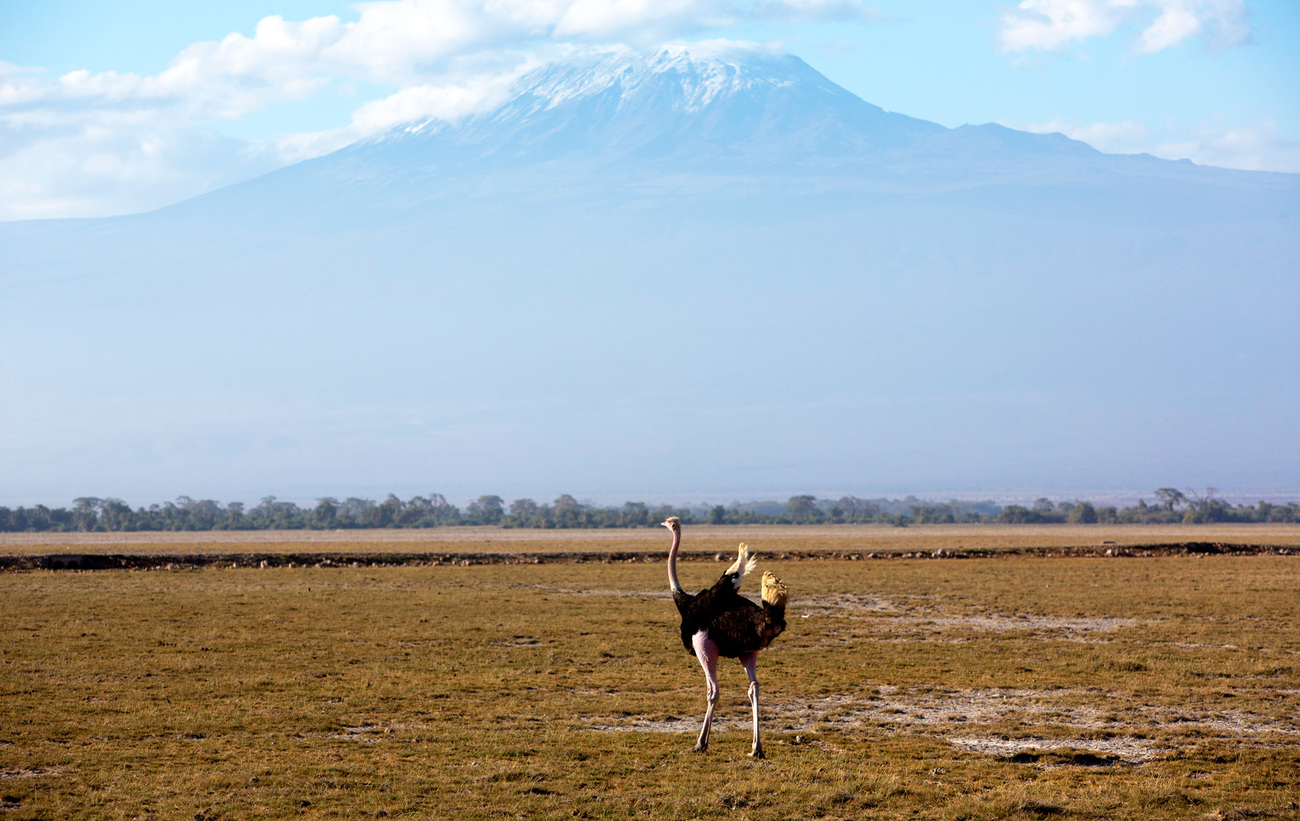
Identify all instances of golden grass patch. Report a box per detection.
[1,554,1297,819]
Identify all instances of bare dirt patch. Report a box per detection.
[946,735,1154,764]
[0,767,66,780]
[797,591,1137,637]
[886,614,1136,637]
[327,723,431,743]
[589,685,1298,765]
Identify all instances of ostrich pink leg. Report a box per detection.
[741,652,763,758]
[691,631,720,752]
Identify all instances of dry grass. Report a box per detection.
[1,549,1298,819]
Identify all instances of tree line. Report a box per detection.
[989,488,1299,525]
[0,488,1295,533]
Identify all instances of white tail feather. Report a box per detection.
[725,543,758,590]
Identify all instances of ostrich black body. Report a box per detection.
[674,574,787,658]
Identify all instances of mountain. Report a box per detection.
[350,48,950,165]
[198,46,1132,210]
[2,46,1297,504]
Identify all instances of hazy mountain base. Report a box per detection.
[3,49,1298,497]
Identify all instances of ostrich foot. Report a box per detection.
[750,744,765,759]
[692,742,709,753]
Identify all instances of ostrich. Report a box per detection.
[662,516,788,758]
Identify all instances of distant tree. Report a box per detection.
[911,504,957,524]
[249,496,306,529]
[554,494,580,512]
[621,502,649,527]
[785,495,820,522]
[653,504,693,526]
[1067,501,1098,524]
[997,505,1036,524]
[99,499,134,530]
[376,494,404,527]
[508,498,539,527]
[510,498,537,517]
[1154,488,1186,512]
[553,495,583,527]
[1183,488,1229,523]
[836,496,881,523]
[314,498,339,527]
[72,497,102,531]
[339,498,374,527]
[710,505,727,525]
[427,494,460,525]
[1265,503,1297,523]
[184,499,224,530]
[467,495,504,525]
[404,495,433,525]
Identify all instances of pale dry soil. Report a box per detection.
[1,554,1297,819]
[3,523,1298,555]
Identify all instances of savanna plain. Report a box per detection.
[2,526,1298,820]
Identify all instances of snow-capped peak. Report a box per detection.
[357,44,945,165]
[520,44,799,113]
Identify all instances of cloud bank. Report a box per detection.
[1011,116,1300,173]
[998,0,1250,54]
[0,0,883,219]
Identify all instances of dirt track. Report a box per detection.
[3,540,1294,572]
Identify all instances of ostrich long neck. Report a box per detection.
[667,528,684,595]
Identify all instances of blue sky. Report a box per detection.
[1,0,1297,219]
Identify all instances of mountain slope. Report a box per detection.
[1,47,1297,503]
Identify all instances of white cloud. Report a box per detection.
[275,68,528,162]
[1,0,883,219]
[0,114,281,221]
[1013,117,1300,173]
[999,0,1250,54]
[1135,3,1202,53]
[1015,117,1151,152]
[1156,120,1300,173]
[999,0,1127,52]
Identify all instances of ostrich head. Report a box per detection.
[661,516,680,531]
